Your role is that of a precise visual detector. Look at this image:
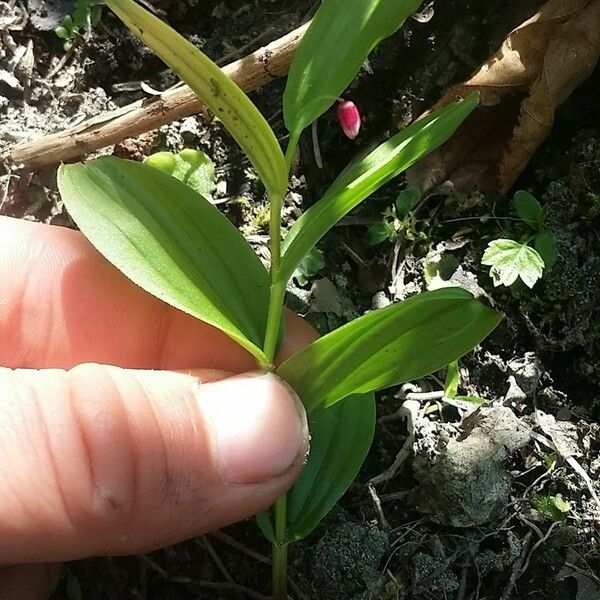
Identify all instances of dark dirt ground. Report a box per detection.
[1,0,599,598]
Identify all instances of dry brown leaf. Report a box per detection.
[407,0,600,194]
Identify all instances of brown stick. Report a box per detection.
[4,22,309,169]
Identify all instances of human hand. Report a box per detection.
[0,216,313,599]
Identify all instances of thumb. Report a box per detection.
[0,365,308,563]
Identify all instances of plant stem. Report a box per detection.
[285,131,300,173]
[263,278,286,366]
[272,494,289,600]
[263,186,285,366]
[263,136,300,600]
[263,133,300,365]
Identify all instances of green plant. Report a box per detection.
[367,185,425,245]
[56,1,502,597]
[293,246,325,286]
[531,493,570,521]
[55,0,103,51]
[482,190,558,289]
[443,360,485,406]
[144,149,216,202]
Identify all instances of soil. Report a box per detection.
[1,0,599,599]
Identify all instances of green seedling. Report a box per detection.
[55,0,103,51]
[57,1,502,597]
[293,246,325,286]
[482,190,558,289]
[532,493,571,522]
[443,360,485,406]
[367,185,426,245]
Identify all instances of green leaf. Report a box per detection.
[514,190,543,227]
[482,239,545,289]
[72,0,103,30]
[90,4,103,26]
[73,1,91,28]
[256,510,275,543]
[284,0,422,139]
[287,392,376,541]
[144,149,216,201]
[424,251,459,289]
[280,93,479,284]
[367,220,395,245]
[293,246,325,286]
[534,230,558,269]
[444,361,459,398]
[278,288,501,413]
[54,25,70,39]
[58,156,269,362]
[532,493,570,521]
[395,186,421,217]
[105,0,287,201]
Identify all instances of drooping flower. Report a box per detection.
[337,99,361,140]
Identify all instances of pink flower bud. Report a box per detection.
[337,100,361,140]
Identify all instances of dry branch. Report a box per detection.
[4,22,309,169]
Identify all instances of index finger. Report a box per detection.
[0,217,315,371]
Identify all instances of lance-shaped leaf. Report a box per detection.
[284,0,423,140]
[286,392,376,541]
[58,157,269,362]
[279,93,479,284]
[278,288,501,413]
[106,0,287,201]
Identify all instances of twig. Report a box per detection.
[518,515,543,540]
[341,240,367,268]
[368,484,390,530]
[211,531,270,565]
[519,521,559,577]
[501,531,532,600]
[45,46,74,80]
[200,536,242,599]
[456,566,468,600]
[369,399,420,486]
[139,554,169,579]
[521,459,555,498]
[211,531,308,599]
[171,577,270,600]
[379,490,411,503]
[0,172,17,213]
[564,562,600,586]
[406,390,444,402]
[564,454,600,511]
[531,431,600,511]
[3,22,310,169]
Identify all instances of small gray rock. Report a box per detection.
[411,406,531,527]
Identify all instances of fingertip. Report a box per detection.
[197,372,309,485]
[0,365,308,561]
